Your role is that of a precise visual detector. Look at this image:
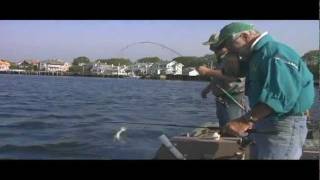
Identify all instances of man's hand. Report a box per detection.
[201,89,209,98]
[201,84,212,99]
[223,117,253,137]
[196,66,211,76]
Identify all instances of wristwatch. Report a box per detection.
[243,113,259,123]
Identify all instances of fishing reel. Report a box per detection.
[238,136,255,149]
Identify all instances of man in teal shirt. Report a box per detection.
[200,22,315,159]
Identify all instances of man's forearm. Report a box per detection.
[204,69,224,77]
[203,83,212,93]
[247,103,274,121]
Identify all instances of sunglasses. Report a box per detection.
[209,44,224,52]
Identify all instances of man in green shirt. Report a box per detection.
[199,22,315,159]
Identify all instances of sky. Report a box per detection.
[0,20,318,62]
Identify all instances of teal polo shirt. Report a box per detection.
[245,34,315,119]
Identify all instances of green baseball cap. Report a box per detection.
[214,22,255,47]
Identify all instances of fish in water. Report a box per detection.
[114,127,127,141]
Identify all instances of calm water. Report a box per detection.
[0,74,318,159]
[0,74,220,159]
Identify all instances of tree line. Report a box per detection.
[7,50,318,80]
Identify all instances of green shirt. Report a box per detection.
[245,34,315,119]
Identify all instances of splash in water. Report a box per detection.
[114,127,127,141]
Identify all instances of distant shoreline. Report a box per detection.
[0,71,319,86]
[0,71,211,82]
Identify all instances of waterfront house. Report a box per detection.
[17,60,40,70]
[149,61,184,75]
[91,63,128,76]
[128,63,153,76]
[149,62,165,75]
[165,61,184,75]
[91,63,111,74]
[183,67,199,76]
[102,64,128,76]
[40,59,70,72]
[0,60,10,71]
[17,60,31,69]
[114,65,128,76]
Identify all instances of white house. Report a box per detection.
[165,61,184,75]
[91,63,128,76]
[183,67,199,76]
[128,63,153,75]
[91,63,112,74]
[149,61,184,75]
[40,59,70,72]
[149,62,165,75]
[113,65,128,76]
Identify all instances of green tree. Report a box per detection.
[173,56,198,67]
[95,59,108,64]
[302,50,319,80]
[68,65,83,74]
[95,58,132,66]
[29,65,39,71]
[200,54,218,67]
[160,60,170,64]
[9,62,18,69]
[137,57,161,63]
[72,56,90,66]
[68,65,92,74]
